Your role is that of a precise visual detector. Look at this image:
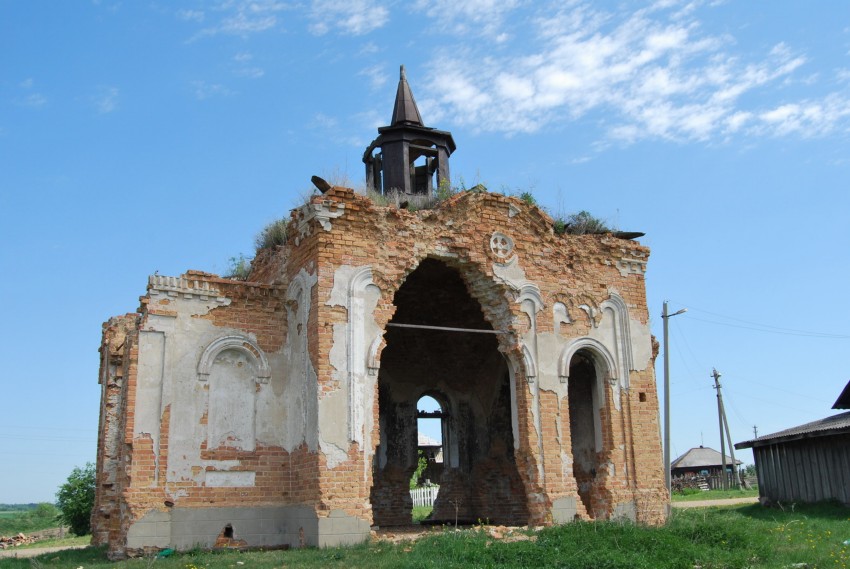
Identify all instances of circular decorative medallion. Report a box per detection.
[489,232,515,261]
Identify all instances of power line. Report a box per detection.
[734,377,831,404]
[0,426,93,432]
[667,302,850,339]
[2,435,94,443]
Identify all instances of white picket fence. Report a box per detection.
[410,485,440,507]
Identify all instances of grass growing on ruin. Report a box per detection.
[3,502,848,569]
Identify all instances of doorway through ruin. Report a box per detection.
[370,258,528,526]
[568,352,603,519]
[416,395,444,486]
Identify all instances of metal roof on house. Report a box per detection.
[417,433,441,447]
[735,410,850,450]
[833,379,850,409]
[671,446,741,469]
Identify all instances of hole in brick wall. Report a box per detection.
[639,392,646,402]
[223,524,233,539]
[372,258,529,527]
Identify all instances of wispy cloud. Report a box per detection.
[308,0,388,36]
[192,80,232,100]
[188,1,289,40]
[94,86,119,113]
[232,52,265,79]
[20,94,47,108]
[419,0,849,143]
[176,9,204,23]
[411,0,520,40]
[311,110,378,147]
[15,78,47,108]
[358,65,388,90]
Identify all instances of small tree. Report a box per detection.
[409,450,428,489]
[56,463,96,536]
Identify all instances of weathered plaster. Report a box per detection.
[323,265,382,469]
[284,267,319,452]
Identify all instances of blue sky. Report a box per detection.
[2,0,849,504]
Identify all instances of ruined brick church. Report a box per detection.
[93,67,667,559]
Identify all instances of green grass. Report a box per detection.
[412,506,432,523]
[2,502,848,569]
[672,487,760,502]
[14,535,90,550]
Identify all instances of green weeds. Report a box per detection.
[4,502,848,569]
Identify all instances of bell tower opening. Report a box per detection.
[370,258,528,526]
[363,66,455,199]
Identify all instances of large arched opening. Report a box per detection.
[370,258,528,526]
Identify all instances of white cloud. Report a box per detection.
[358,65,388,90]
[231,52,264,78]
[95,86,119,113]
[358,42,380,55]
[308,0,388,36]
[419,1,850,142]
[17,93,47,108]
[192,80,232,100]
[176,9,204,23]
[190,1,289,40]
[411,0,520,39]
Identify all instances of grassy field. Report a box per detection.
[2,502,848,568]
[0,505,60,536]
[672,487,760,502]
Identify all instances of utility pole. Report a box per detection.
[662,301,687,498]
[712,369,727,489]
[720,389,739,488]
[753,425,758,439]
[711,368,739,489]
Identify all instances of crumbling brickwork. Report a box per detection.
[93,186,667,559]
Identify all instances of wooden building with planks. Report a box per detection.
[735,380,850,506]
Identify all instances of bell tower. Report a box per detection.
[363,66,456,197]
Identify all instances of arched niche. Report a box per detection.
[197,335,271,383]
[198,335,270,453]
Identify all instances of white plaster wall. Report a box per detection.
[208,350,256,451]
[133,275,316,496]
[323,265,382,471]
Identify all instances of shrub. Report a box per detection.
[554,210,613,235]
[224,254,252,280]
[519,191,537,206]
[56,463,95,536]
[255,218,289,250]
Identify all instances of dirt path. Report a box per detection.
[672,497,759,508]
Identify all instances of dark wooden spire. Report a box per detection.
[391,65,424,126]
[363,65,455,197]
